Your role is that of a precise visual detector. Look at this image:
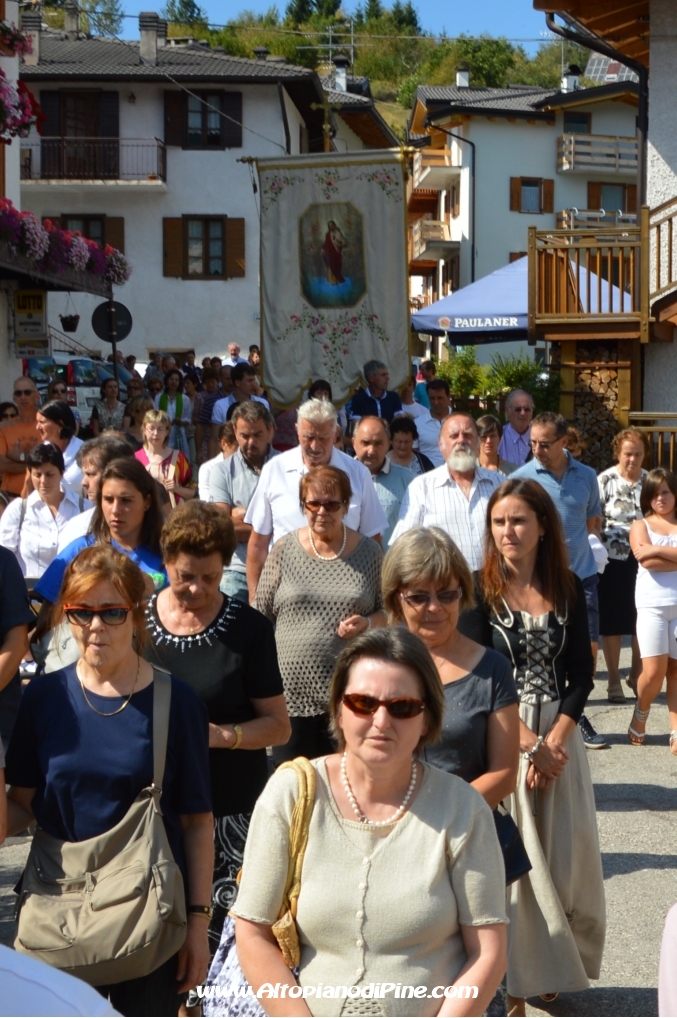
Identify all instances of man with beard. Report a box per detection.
[390,412,503,570]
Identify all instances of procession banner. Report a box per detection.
[256,151,410,407]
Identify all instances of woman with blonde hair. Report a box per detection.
[136,409,195,507]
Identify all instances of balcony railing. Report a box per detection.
[412,147,461,190]
[557,133,637,174]
[410,218,457,261]
[629,413,677,470]
[557,208,637,229]
[20,137,167,182]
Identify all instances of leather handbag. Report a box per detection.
[15,670,188,986]
[493,803,532,885]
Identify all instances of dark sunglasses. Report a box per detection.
[51,387,67,395]
[400,589,462,608]
[64,605,132,626]
[303,499,344,513]
[342,693,426,720]
[13,388,34,397]
[1,411,18,419]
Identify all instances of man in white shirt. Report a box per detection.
[497,388,534,466]
[414,378,454,468]
[390,411,504,571]
[245,398,387,600]
[223,342,249,368]
[211,364,269,445]
[57,436,135,551]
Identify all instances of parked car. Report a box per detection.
[24,355,103,426]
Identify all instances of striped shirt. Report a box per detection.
[390,464,504,571]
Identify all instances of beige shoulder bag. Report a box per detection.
[15,670,188,985]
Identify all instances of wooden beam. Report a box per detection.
[559,341,576,421]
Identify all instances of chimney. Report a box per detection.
[157,18,168,47]
[21,11,41,66]
[139,12,159,66]
[456,64,470,88]
[253,46,270,61]
[333,54,350,92]
[561,63,581,93]
[64,0,79,38]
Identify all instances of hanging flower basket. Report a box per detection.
[59,314,80,332]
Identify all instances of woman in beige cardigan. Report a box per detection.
[231,628,508,1018]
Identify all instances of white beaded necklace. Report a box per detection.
[341,751,417,826]
[309,521,347,560]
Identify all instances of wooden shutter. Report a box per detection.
[164,91,185,147]
[509,177,521,212]
[105,217,125,253]
[40,91,60,136]
[224,217,245,277]
[542,178,554,213]
[99,92,119,137]
[587,181,602,210]
[222,92,243,149]
[626,184,637,214]
[163,218,184,277]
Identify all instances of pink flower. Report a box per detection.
[323,344,329,351]
[371,314,378,321]
[343,348,349,354]
[351,317,358,324]
[312,317,319,325]
[290,315,299,323]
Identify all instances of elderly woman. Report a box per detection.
[0,443,85,582]
[597,427,648,701]
[91,376,126,436]
[387,416,435,476]
[35,400,83,494]
[457,478,604,1015]
[382,527,519,808]
[136,409,195,507]
[476,416,518,476]
[255,465,385,762]
[232,627,509,1017]
[154,368,192,456]
[5,544,213,1016]
[144,500,290,958]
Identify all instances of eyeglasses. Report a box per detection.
[303,499,344,513]
[511,406,533,414]
[64,606,132,626]
[530,439,561,450]
[13,388,34,397]
[400,589,463,609]
[342,694,426,719]
[52,388,67,395]
[1,411,18,420]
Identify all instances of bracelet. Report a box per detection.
[187,904,214,920]
[525,735,544,761]
[230,724,243,750]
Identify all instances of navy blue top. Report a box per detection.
[0,547,35,744]
[34,535,167,604]
[350,387,403,423]
[5,667,212,883]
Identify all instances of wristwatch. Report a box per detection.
[187,904,214,920]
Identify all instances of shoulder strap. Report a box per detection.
[275,757,316,919]
[158,392,168,413]
[151,670,172,809]
[19,498,27,529]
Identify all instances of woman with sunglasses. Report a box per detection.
[5,544,213,1015]
[231,627,509,1017]
[90,377,125,437]
[255,465,384,762]
[0,402,18,423]
[46,380,82,435]
[457,478,603,1016]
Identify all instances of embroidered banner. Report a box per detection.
[256,151,410,407]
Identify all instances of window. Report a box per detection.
[186,94,223,149]
[187,218,223,276]
[62,216,105,244]
[510,177,554,214]
[587,181,637,214]
[164,91,243,150]
[162,216,245,279]
[563,111,591,134]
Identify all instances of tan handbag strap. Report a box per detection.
[276,757,316,919]
[151,670,172,808]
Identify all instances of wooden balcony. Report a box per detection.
[412,147,461,190]
[20,137,167,188]
[410,218,459,262]
[557,133,637,175]
[629,413,677,470]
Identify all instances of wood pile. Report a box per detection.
[574,342,619,472]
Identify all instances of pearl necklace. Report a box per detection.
[341,751,417,826]
[309,522,347,560]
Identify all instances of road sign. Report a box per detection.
[91,301,132,343]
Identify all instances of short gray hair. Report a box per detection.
[363,359,386,381]
[506,388,534,410]
[297,398,338,427]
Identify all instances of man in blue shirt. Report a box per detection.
[353,416,412,548]
[350,359,403,423]
[513,411,605,749]
[498,388,534,466]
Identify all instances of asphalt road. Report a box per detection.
[0,647,674,1017]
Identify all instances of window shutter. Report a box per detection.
[40,92,60,136]
[587,182,602,210]
[105,217,125,253]
[99,92,119,137]
[224,217,245,277]
[163,218,184,277]
[164,91,185,147]
[542,178,554,213]
[509,177,521,212]
[222,92,243,149]
[626,184,637,214]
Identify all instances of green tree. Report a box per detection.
[507,39,591,89]
[364,0,384,21]
[436,346,486,405]
[314,0,341,17]
[44,0,123,35]
[162,0,207,25]
[486,351,560,414]
[285,0,313,22]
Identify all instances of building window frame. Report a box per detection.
[185,92,224,150]
[184,215,225,278]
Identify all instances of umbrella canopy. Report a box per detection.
[411,255,630,342]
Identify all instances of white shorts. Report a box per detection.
[636,604,677,659]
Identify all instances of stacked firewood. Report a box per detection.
[574,343,619,472]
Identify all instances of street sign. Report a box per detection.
[15,291,48,353]
[91,301,132,343]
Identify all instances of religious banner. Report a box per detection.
[256,150,410,407]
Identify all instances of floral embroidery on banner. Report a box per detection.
[314,168,346,200]
[278,306,390,380]
[261,173,303,210]
[355,169,402,201]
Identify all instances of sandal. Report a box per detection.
[607,684,626,704]
[628,705,650,745]
[670,732,677,756]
